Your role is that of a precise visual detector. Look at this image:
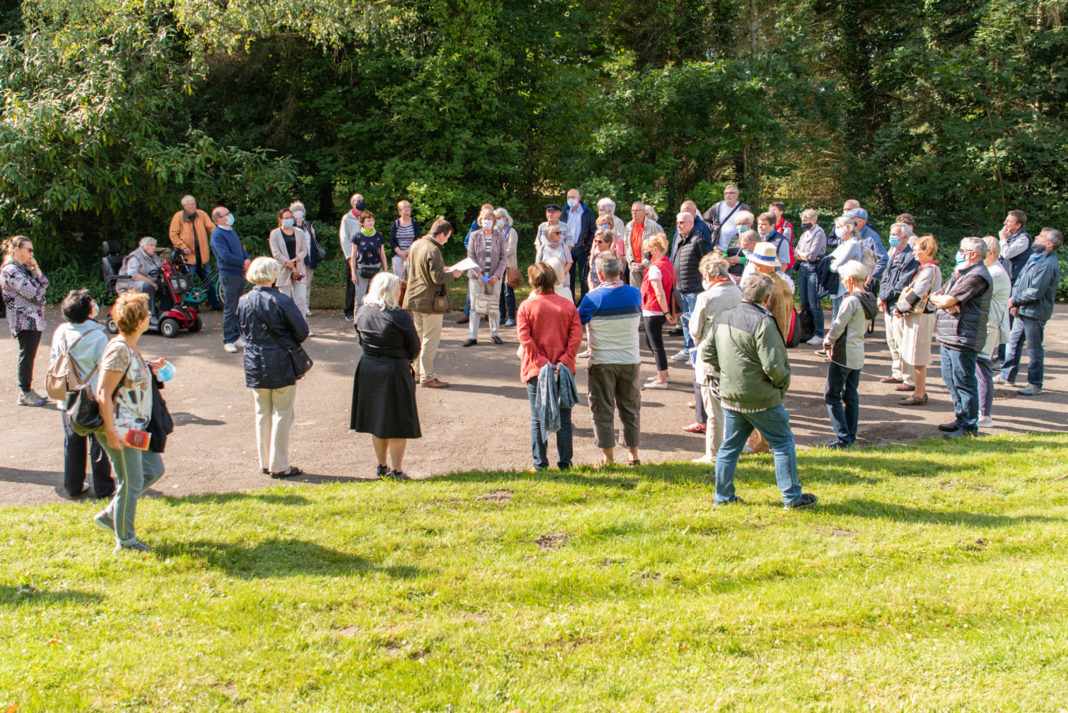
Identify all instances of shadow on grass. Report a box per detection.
[158,492,314,506]
[819,499,1067,527]
[157,538,427,580]
[0,584,104,606]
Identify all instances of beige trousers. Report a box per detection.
[253,385,296,473]
[884,310,912,383]
[412,311,443,384]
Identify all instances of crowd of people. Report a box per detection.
[1,187,1063,550]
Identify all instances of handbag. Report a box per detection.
[473,284,499,317]
[253,304,314,379]
[505,266,522,288]
[358,265,379,279]
[66,360,128,437]
[432,287,450,313]
[900,263,936,315]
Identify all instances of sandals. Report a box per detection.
[376,464,389,478]
[270,466,303,479]
[899,394,928,406]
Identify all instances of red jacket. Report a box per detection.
[517,292,582,383]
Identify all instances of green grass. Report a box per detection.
[3,435,1067,712]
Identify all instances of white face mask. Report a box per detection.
[495,219,505,229]
[835,226,849,238]
[567,198,579,209]
[481,220,494,230]
[293,210,305,221]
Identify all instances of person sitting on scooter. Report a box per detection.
[117,237,164,316]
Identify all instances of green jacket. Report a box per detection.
[702,301,791,413]
[402,235,455,313]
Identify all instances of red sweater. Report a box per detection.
[516,292,583,383]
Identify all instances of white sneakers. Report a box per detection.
[643,380,668,390]
[235,337,246,348]
[223,343,238,353]
[977,415,994,428]
[806,335,824,346]
[669,350,689,362]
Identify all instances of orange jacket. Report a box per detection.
[168,209,216,265]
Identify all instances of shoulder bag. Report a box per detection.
[253,303,313,378]
[473,282,499,317]
[505,267,523,288]
[66,347,130,437]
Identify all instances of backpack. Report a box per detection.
[785,308,804,348]
[46,331,95,401]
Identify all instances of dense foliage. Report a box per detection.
[1,0,1066,292]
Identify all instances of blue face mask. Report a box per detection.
[226,214,235,226]
[954,250,966,266]
[888,235,901,248]
[157,361,175,383]
[282,218,295,228]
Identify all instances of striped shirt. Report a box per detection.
[577,283,642,365]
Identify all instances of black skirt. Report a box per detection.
[350,354,421,439]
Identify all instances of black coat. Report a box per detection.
[672,230,710,294]
[237,286,310,389]
[350,305,422,439]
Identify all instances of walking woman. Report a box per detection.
[95,292,164,552]
[894,235,942,406]
[50,289,114,498]
[268,207,310,318]
[517,262,582,471]
[640,234,676,389]
[463,207,507,347]
[237,257,310,478]
[352,272,421,479]
[1,236,50,406]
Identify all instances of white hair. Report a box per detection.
[800,208,818,222]
[494,207,513,227]
[363,272,402,310]
[733,209,754,226]
[676,211,693,224]
[180,195,195,206]
[139,236,157,249]
[288,200,306,214]
[834,216,855,233]
[246,256,281,285]
[837,260,870,284]
[597,197,616,214]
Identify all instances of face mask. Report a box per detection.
[835,226,849,238]
[598,225,611,233]
[496,219,505,229]
[157,361,175,383]
[567,198,579,209]
[954,250,966,266]
[801,222,813,232]
[293,211,305,221]
[888,235,901,248]
[481,220,494,230]
[354,200,366,211]
[226,214,235,227]
[758,230,771,240]
[1032,242,1048,254]
[361,226,375,236]
[282,218,295,228]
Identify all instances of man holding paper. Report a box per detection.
[402,219,464,388]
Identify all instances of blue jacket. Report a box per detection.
[564,202,597,255]
[1011,250,1061,322]
[237,286,310,389]
[210,226,251,277]
[859,225,889,282]
[878,244,920,304]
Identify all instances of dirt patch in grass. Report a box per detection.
[535,533,568,550]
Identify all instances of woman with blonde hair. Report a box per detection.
[640,233,676,389]
[352,272,421,479]
[463,206,507,347]
[94,292,163,552]
[894,235,942,406]
[269,207,310,317]
[237,257,310,478]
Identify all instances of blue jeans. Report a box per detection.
[798,263,825,337]
[526,380,572,470]
[499,284,516,323]
[679,291,700,350]
[714,406,802,505]
[940,345,979,431]
[1000,315,1045,387]
[219,272,246,344]
[824,362,860,444]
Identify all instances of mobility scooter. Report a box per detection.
[101,240,202,337]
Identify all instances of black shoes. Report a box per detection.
[943,428,977,440]
[785,493,819,510]
[462,338,477,347]
[938,420,963,432]
[491,335,504,345]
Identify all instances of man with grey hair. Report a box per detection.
[930,237,992,437]
[339,193,365,320]
[210,205,252,352]
[624,201,662,287]
[168,194,221,310]
[117,237,163,315]
[578,252,644,467]
[703,184,750,252]
[996,226,1062,396]
[671,211,711,361]
[703,273,818,509]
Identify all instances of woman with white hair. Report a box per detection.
[237,257,310,478]
[116,237,164,316]
[827,215,863,322]
[351,272,421,479]
[494,207,519,327]
[597,197,627,257]
[821,259,878,449]
[289,200,322,317]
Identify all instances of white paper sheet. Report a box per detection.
[447,257,478,272]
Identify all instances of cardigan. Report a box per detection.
[517,292,582,383]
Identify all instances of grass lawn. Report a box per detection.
[2,435,1067,712]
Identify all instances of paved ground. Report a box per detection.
[3,304,1067,506]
